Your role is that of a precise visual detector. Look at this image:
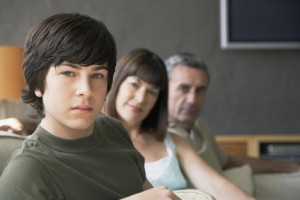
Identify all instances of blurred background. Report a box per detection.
[1,0,300,135]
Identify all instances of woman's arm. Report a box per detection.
[171,133,256,200]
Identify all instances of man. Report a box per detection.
[0,13,180,200]
[165,52,300,200]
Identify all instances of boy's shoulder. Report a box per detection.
[96,113,121,124]
[95,114,125,130]
[95,114,133,145]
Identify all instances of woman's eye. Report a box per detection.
[91,74,103,79]
[62,71,74,77]
[148,89,159,96]
[130,82,139,88]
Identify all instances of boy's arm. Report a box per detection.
[0,154,60,200]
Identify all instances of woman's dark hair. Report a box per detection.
[22,13,117,117]
[105,48,168,141]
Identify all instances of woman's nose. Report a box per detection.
[134,89,146,103]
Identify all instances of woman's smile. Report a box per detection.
[127,103,143,113]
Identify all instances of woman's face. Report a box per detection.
[116,76,159,127]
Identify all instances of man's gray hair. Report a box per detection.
[164,52,209,81]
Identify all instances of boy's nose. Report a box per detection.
[76,78,92,97]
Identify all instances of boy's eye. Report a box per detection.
[62,71,74,77]
[91,74,104,79]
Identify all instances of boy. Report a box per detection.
[0,13,179,200]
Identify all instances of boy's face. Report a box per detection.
[36,62,108,139]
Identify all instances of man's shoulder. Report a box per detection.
[167,122,190,139]
[194,117,208,127]
[193,118,212,134]
[167,118,213,141]
[167,118,209,134]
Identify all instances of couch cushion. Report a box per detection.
[223,164,254,195]
[254,171,300,200]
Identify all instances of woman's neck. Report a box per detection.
[123,121,140,136]
[122,120,168,163]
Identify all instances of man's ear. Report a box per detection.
[34,89,42,97]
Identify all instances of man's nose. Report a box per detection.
[186,91,197,103]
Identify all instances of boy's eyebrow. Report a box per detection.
[93,65,108,71]
[61,63,108,70]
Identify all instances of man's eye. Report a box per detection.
[62,71,74,77]
[196,88,206,95]
[91,74,103,79]
[179,85,189,93]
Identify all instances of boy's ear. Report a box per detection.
[34,89,42,97]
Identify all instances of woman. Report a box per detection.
[104,48,255,200]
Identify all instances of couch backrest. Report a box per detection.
[0,131,24,174]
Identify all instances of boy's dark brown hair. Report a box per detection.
[22,13,117,117]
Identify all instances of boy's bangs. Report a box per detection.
[65,34,115,67]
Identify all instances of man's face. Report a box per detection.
[168,65,208,130]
